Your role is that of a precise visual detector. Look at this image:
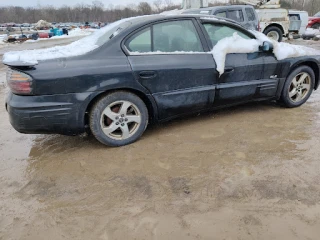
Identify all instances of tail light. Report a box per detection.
[6,69,33,95]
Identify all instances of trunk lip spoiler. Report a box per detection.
[2,60,38,67]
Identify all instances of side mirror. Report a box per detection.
[261,41,274,52]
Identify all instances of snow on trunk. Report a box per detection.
[2,16,142,66]
[212,30,320,76]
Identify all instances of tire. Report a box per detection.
[264,26,283,42]
[312,23,320,29]
[281,66,315,108]
[90,91,148,147]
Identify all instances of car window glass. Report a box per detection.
[228,10,244,22]
[215,11,227,18]
[245,8,256,21]
[153,20,203,52]
[126,27,151,52]
[289,14,300,21]
[203,23,253,47]
[315,12,320,17]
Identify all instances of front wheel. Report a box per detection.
[280,66,315,108]
[90,91,148,147]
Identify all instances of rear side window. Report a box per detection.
[245,8,256,21]
[126,20,204,53]
[127,27,151,52]
[215,11,227,18]
[228,10,244,22]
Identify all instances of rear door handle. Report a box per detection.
[139,71,157,79]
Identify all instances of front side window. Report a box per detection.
[245,8,256,21]
[228,10,244,22]
[126,20,204,53]
[203,23,253,47]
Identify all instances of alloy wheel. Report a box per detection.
[100,100,141,140]
[288,72,311,103]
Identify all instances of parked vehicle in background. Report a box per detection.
[243,0,290,42]
[21,23,31,27]
[182,5,259,30]
[289,10,308,35]
[308,11,320,29]
[4,15,320,147]
[256,8,289,42]
[181,0,290,42]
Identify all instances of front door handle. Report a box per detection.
[224,68,234,74]
[139,71,157,79]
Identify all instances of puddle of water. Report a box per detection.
[2,39,320,239]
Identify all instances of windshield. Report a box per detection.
[96,21,132,46]
[315,12,320,17]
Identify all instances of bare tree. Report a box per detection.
[138,2,152,15]
[0,1,180,24]
[153,0,163,13]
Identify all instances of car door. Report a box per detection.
[244,7,259,31]
[201,22,280,105]
[125,19,218,120]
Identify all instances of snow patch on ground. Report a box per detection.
[0,34,6,43]
[213,31,320,75]
[305,28,320,36]
[3,17,141,65]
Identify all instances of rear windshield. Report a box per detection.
[96,21,132,46]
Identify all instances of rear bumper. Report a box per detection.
[5,91,97,135]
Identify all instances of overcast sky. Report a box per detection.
[0,0,181,8]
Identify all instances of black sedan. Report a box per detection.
[4,15,320,146]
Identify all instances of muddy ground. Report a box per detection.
[1,38,320,240]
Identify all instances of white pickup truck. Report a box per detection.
[242,0,290,42]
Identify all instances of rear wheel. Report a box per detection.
[264,26,283,42]
[281,66,315,108]
[90,91,148,147]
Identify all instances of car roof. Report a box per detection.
[182,5,255,12]
[126,14,241,28]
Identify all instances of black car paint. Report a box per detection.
[5,15,320,135]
